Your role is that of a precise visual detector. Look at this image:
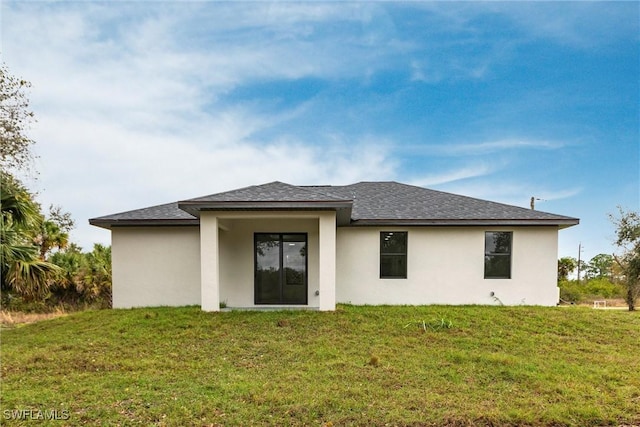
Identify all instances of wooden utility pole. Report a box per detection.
[530,197,545,210]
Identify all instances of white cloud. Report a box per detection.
[437,180,582,209]
[28,106,396,248]
[0,0,627,259]
[413,138,569,157]
[487,2,639,48]
[413,1,638,48]
[409,164,494,187]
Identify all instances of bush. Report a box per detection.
[48,244,112,309]
[559,278,625,303]
[559,279,582,303]
[583,277,625,299]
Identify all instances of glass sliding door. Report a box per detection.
[255,233,307,305]
[255,234,282,304]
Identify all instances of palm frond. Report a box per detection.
[6,258,61,301]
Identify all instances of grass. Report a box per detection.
[1,305,639,426]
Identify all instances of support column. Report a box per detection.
[318,212,337,311]
[200,213,220,311]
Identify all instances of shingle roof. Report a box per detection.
[89,181,579,229]
[177,181,353,222]
[319,182,578,225]
[184,181,349,203]
[89,202,198,229]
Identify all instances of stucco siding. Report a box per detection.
[336,226,559,306]
[215,215,321,308]
[112,227,201,308]
[111,223,560,309]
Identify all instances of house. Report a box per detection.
[89,181,579,311]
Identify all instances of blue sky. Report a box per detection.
[2,1,638,261]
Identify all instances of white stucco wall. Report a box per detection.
[335,226,560,306]
[111,226,201,308]
[111,222,561,309]
[215,215,321,308]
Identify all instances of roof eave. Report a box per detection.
[346,218,580,227]
[178,200,353,222]
[88,218,200,230]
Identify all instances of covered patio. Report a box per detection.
[193,211,340,311]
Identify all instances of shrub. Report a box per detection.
[559,279,582,303]
[559,278,625,303]
[582,278,625,299]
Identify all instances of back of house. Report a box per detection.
[90,181,579,311]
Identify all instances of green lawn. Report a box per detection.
[1,305,639,426]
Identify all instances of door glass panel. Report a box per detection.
[282,236,306,303]
[255,234,281,304]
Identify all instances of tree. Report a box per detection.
[79,244,112,303]
[33,206,74,260]
[558,257,577,281]
[49,243,112,307]
[585,254,614,280]
[0,63,36,171]
[0,172,60,301]
[34,220,69,260]
[0,62,110,309]
[48,205,75,233]
[610,208,640,311]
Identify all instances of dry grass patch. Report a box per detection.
[0,310,67,328]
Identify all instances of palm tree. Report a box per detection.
[557,257,577,281]
[1,172,60,301]
[78,244,112,304]
[1,172,40,229]
[34,220,70,260]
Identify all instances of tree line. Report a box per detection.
[558,211,640,311]
[1,63,111,311]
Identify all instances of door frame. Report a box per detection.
[254,233,308,305]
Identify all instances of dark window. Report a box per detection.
[380,232,407,279]
[484,232,512,279]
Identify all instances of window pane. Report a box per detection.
[485,255,511,278]
[484,232,512,279]
[380,232,407,278]
[381,255,407,278]
[485,232,512,254]
[381,232,407,254]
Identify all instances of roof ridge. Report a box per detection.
[294,183,354,201]
[182,181,352,203]
[180,182,276,202]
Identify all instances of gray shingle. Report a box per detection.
[89,181,579,229]
[184,181,350,203]
[322,182,577,223]
[89,202,197,229]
